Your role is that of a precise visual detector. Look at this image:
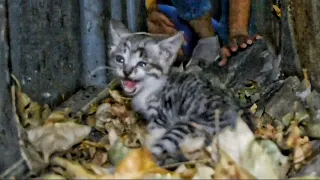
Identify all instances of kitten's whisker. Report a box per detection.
[88,65,115,78]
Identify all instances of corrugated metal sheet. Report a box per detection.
[0,0,26,178]
[8,0,82,107]
[80,0,146,87]
[80,0,107,87]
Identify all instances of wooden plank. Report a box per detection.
[289,0,320,90]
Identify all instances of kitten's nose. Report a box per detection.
[123,67,133,77]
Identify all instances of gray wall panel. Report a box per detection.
[0,0,27,177]
[8,0,82,107]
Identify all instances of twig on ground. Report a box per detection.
[161,158,213,169]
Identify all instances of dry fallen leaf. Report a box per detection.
[214,150,256,179]
[108,89,132,105]
[105,119,125,135]
[41,104,52,121]
[35,173,66,179]
[83,163,111,175]
[50,166,68,178]
[108,128,119,147]
[80,140,109,150]
[286,122,303,148]
[95,103,112,130]
[211,117,289,179]
[110,103,137,125]
[27,122,91,163]
[16,91,42,127]
[90,150,108,166]
[44,109,74,124]
[109,89,125,104]
[88,103,98,115]
[272,4,281,18]
[114,147,179,179]
[175,165,196,179]
[51,157,113,179]
[255,123,278,140]
[52,148,179,179]
[122,123,148,148]
[23,101,43,127]
[11,74,44,127]
[250,103,258,114]
[84,104,99,127]
[255,121,285,147]
[17,91,32,116]
[192,164,215,179]
[86,115,97,127]
[286,122,313,170]
[242,139,290,179]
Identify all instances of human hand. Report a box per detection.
[219,34,263,67]
[147,10,177,35]
[147,10,184,56]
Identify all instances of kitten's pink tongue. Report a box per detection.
[124,80,137,89]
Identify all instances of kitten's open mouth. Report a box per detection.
[121,79,139,94]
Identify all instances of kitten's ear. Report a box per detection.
[158,32,184,55]
[108,19,131,46]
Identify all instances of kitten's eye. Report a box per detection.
[137,61,147,67]
[115,55,124,63]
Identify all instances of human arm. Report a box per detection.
[229,0,252,41]
[219,0,262,66]
[146,0,177,35]
[170,0,215,38]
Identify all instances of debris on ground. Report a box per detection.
[9,68,320,179]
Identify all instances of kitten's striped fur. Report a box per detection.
[108,20,247,163]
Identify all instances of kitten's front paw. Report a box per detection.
[151,145,188,166]
[151,145,168,166]
[145,125,166,149]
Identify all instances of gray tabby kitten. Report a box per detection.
[108,20,249,163]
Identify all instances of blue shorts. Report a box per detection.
[170,0,257,45]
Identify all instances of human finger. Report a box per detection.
[219,47,231,66]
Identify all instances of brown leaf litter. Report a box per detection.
[8,72,320,179]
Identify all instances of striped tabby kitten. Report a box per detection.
[108,20,247,163]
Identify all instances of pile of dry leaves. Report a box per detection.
[9,70,320,179]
